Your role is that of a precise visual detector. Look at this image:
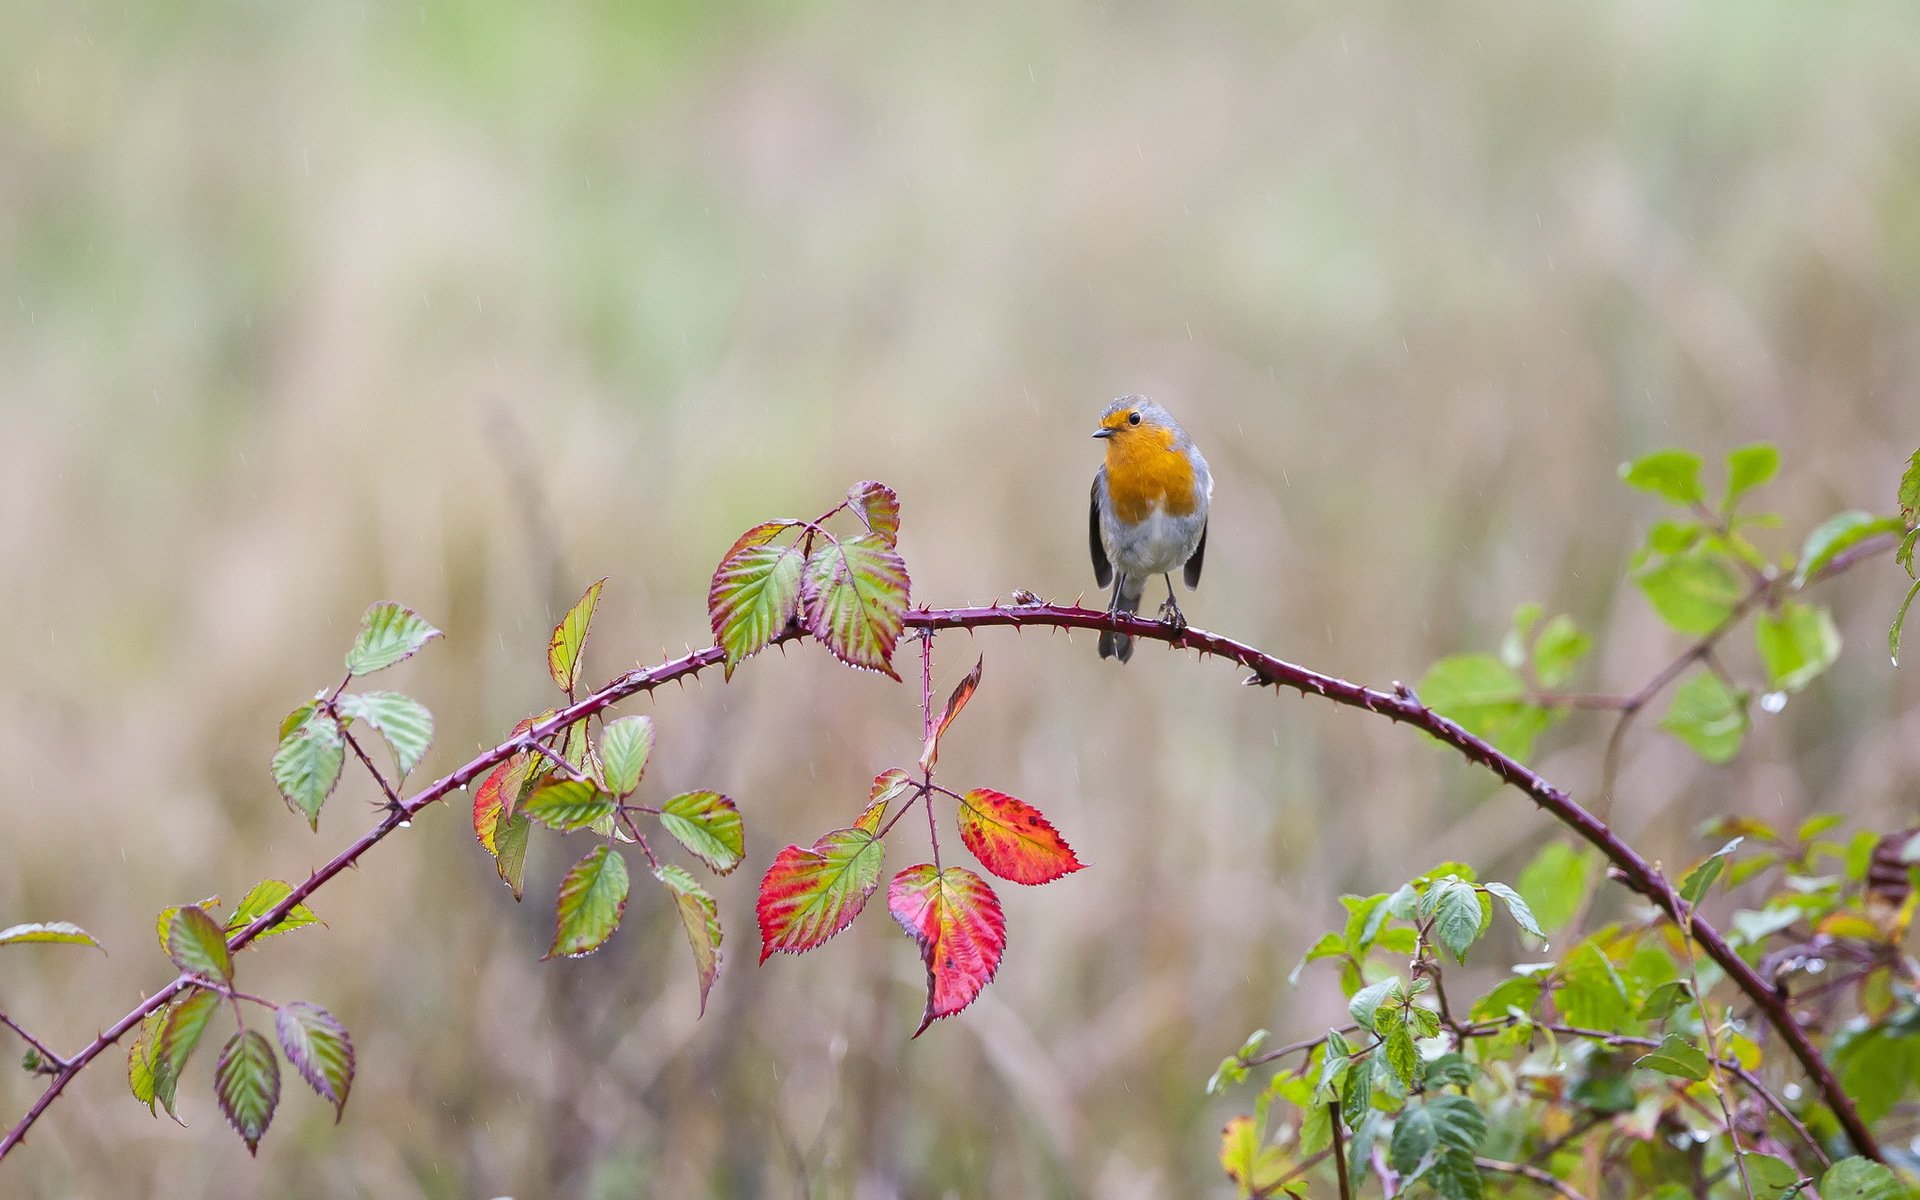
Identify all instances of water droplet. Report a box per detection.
[1760,691,1788,714]
[1692,1130,1712,1143]
[1784,1083,1802,1101]
[1541,942,1550,952]
[398,819,412,829]
[1806,957,1826,974]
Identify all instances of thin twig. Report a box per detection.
[339,726,404,810]
[1475,1156,1594,1200]
[0,1013,66,1073]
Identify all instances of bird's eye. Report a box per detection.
[1127,411,1141,426]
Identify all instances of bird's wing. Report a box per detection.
[1184,517,1207,589]
[1090,474,1113,588]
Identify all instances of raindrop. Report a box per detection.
[1784,1083,1802,1101]
[1806,958,1826,974]
[1759,691,1787,714]
[1692,1130,1712,1143]
[398,819,412,829]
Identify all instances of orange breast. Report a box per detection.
[1105,428,1198,524]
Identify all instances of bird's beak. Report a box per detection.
[1091,428,1115,439]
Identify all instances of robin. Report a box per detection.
[1089,396,1212,662]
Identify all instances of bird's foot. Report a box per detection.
[1157,596,1187,632]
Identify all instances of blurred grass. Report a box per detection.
[2,1,1919,1195]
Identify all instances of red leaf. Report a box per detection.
[756,828,885,962]
[857,768,914,833]
[957,788,1084,886]
[919,655,983,772]
[472,761,509,853]
[888,864,1005,1035]
[847,480,901,546]
[801,535,910,679]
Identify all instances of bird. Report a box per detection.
[1088,396,1212,662]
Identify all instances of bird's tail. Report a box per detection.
[1099,574,1145,663]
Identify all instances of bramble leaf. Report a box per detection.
[214,1028,279,1155]
[956,788,1084,886]
[859,768,913,833]
[802,534,911,678]
[1659,671,1749,764]
[154,899,219,951]
[757,828,885,960]
[1724,443,1780,506]
[920,655,983,772]
[1421,877,1485,962]
[152,986,221,1121]
[848,480,901,546]
[1681,837,1743,906]
[1483,882,1544,942]
[128,1010,162,1111]
[0,921,101,950]
[1636,1033,1710,1081]
[655,864,723,1014]
[522,779,618,832]
[166,905,233,987]
[708,522,805,679]
[597,715,653,797]
[275,1001,354,1119]
[334,691,433,777]
[226,881,320,941]
[660,791,745,875]
[1796,511,1904,587]
[1531,615,1592,689]
[1900,448,1920,524]
[888,864,1005,1036]
[1637,551,1743,635]
[1822,1156,1905,1200]
[548,578,605,693]
[1621,449,1704,506]
[546,845,629,959]
[273,710,344,830]
[1756,601,1840,693]
[492,813,531,900]
[344,602,440,676]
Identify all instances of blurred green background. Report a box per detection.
[3,2,1918,1196]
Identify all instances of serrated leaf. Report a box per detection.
[1637,550,1743,635]
[1349,979,1396,1031]
[660,791,745,875]
[858,768,912,833]
[152,986,221,1121]
[334,691,433,777]
[273,711,344,830]
[1385,1022,1419,1087]
[1416,654,1556,761]
[1483,882,1544,942]
[597,715,653,797]
[1531,615,1592,689]
[655,864,723,1015]
[848,480,901,546]
[166,906,233,987]
[757,828,885,960]
[154,898,219,951]
[920,655,982,772]
[1725,443,1780,505]
[1390,1101,1438,1174]
[548,578,605,693]
[1425,1149,1486,1200]
[1424,1053,1476,1089]
[1423,878,1484,962]
[522,779,617,832]
[1756,601,1841,693]
[1822,1156,1906,1200]
[545,845,629,960]
[889,864,1005,1036]
[1681,837,1743,906]
[708,522,805,679]
[214,1028,279,1154]
[1621,448,1705,505]
[1635,1033,1710,1081]
[274,1002,354,1119]
[1660,671,1749,764]
[956,788,1084,886]
[0,921,102,950]
[802,533,911,678]
[343,602,441,676]
[1796,511,1905,587]
[128,1011,162,1110]
[226,881,320,941]
[1516,842,1594,935]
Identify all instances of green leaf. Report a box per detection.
[1499,603,1543,670]
[152,986,222,1120]
[1425,1149,1486,1200]
[166,905,233,987]
[708,522,806,679]
[213,1028,279,1155]
[226,881,320,940]
[1621,449,1705,506]
[596,715,653,797]
[1389,1102,1437,1174]
[1425,1093,1488,1153]
[1349,979,1396,1032]
[0,921,102,950]
[343,602,441,676]
[1290,931,1347,985]
[1556,940,1631,1031]
[546,845,630,959]
[522,779,617,832]
[1796,511,1905,587]
[1385,1022,1419,1088]
[154,898,219,951]
[1219,1115,1293,1197]
[1416,654,1555,761]
[1822,1156,1906,1200]
[1469,972,1543,1023]
[1755,601,1841,693]
[334,691,433,777]
[1724,443,1780,506]
[273,710,345,830]
[1900,448,1920,524]
[1391,1094,1486,1181]
[1647,519,1703,555]
[1681,837,1744,906]
[1531,615,1592,689]
[801,533,911,679]
[492,812,531,901]
[1894,579,1920,667]
[1635,1033,1710,1081]
[127,1011,162,1111]
[274,1001,354,1119]
[548,578,606,693]
[1421,877,1485,962]
[659,791,745,875]
[1741,1153,1810,1200]
[1481,882,1544,942]
[1636,550,1743,635]
[1423,1053,1476,1090]
[1659,671,1749,764]
[1516,842,1595,935]
[1638,979,1695,1020]
[278,701,317,742]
